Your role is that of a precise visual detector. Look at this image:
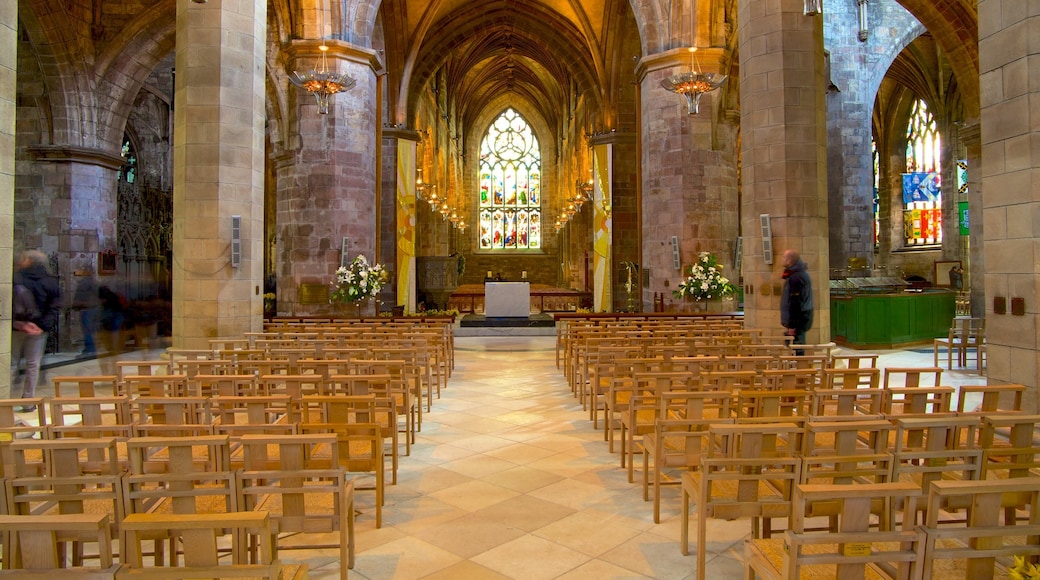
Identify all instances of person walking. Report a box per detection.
[780,249,813,355]
[72,264,100,355]
[10,250,60,411]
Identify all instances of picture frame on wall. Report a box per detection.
[933,260,962,289]
[98,250,118,275]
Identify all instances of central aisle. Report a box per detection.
[343,335,735,580]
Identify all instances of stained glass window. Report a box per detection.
[902,99,942,246]
[119,135,137,184]
[478,109,541,250]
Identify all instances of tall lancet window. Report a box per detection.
[478,109,542,250]
[902,99,942,246]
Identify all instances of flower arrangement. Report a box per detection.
[1010,555,1040,580]
[331,255,386,304]
[673,252,736,300]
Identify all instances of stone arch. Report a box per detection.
[403,2,602,127]
[893,0,978,120]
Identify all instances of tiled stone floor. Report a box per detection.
[21,335,988,579]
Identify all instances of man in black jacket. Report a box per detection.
[10,250,60,411]
[780,249,813,355]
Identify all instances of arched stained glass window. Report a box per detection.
[478,109,541,250]
[902,99,942,246]
[120,135,137,184]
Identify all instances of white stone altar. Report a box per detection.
[484,282,531,317]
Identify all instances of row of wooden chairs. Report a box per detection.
[1,433,355,579]
[0,509,310,578]
[744,478,1040,580]
[673,420,1040,580]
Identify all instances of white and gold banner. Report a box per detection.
[593,144,612,312]
[397,141,417,312]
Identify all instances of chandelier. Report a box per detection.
[289,2,355,115]
[804,0,822,16]
[291,44,356,114]
[660,47,727,115]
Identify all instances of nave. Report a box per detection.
[17,335,988,579]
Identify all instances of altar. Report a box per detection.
[484,282,531,317]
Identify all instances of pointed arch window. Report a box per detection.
[902,99,942,246]
[477,109,541,250]
[119,135,137,184]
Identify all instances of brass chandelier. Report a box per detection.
[290,1,356,115]
[660,47,727,115]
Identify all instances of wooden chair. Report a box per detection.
[48,395,134,444]
[745,482,925,580]
[236,433,355,578]
[0,399,48,474]
[119,512,307,579]
[680,423,803,580]
[121,435,237,528]
[620,370,699,483]
[0,513,120,578]
[934,317,985,370]
[298,397,385,528]
[5,438,125,557]
[641,390,733,523]
[956,384,1026,415]
[920,478,1040,580]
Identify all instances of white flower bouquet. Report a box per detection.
[331,255,387,304]
[673,252,736,300]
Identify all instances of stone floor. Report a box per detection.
[17,335,988,579]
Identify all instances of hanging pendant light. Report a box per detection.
[289,1,356,114]
[660,47,727,115]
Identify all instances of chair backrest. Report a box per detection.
[781,482,924,580]
[956,384,1026,414]
[0,513,118,575]
[6,438,125,539]
[922,478,1040,580]
[50,375,118,397]
[123,435,235,517]
[120,512,283,579]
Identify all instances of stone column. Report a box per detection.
[978,0,1040,410]
[738,0,829,342]
[637,48,739,313]
[0,0,16,397]
[276,40,379,316]
[172,0,266,348]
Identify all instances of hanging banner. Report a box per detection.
[959,201,969,236]
[901,172,940,204]
[593,144,612,312]
[397,141,417,312]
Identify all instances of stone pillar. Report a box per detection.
[978,0,1040,410]
[738,0,829,342]
[0,0,16,397]
[172,0,266,348]
[276,40,379,316]
[637,49,739,313]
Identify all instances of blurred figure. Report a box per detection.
[780,249,814,356]
[98,285,127,375]
[72,264,100,355]
[10,250,60,411]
